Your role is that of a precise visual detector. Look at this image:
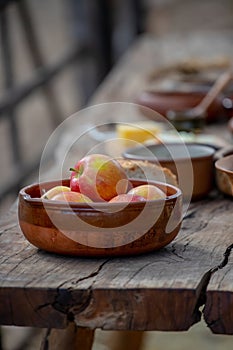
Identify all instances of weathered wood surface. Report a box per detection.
[0,32,233,334]
[0,195,232,332]
[204,242,233,334]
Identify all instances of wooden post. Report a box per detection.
[40,324,95,350]
[110,331,145,350]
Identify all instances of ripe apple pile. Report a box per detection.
[41,154,166,203]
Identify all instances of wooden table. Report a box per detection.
[1,32,233,349]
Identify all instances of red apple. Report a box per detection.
[109,194,146,203]
[51,191,92,203]
[128,184,166,200]
[70,154,129,202]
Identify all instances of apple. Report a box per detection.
[128,184,166,200]
[41,185,71,199]
[70,154,129,202]
[51,191,92,203]
[109,193,146,203]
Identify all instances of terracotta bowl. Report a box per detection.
[18,179,182,257]
[123,143,216,201]
[215,155,233,197]
[136,90,229,123]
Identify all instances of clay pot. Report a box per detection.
[123,143,216,201]
[18,179,182,257]
[136,90,230,123]
[215,155,233,197]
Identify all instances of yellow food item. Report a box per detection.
[116,121,161,146]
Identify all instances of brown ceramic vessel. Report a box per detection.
[136,90,229,123]
[215,155,233,197]
[18,179,182,257]
[123,143,216,200]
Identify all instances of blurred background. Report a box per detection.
[1,0,233,215]
[0,0,233,349]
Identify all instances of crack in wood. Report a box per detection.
[66,260,111,321]
[41,245,233,330]
[201,244,233,332]
[1,198,232,330]
[211,243,233,273]
[183,208,198,220]
[72,259,110,285]
[193,243,233,324]
[170,243,185,259]
[69,287,93,317]
[36,260,109,324]
[54,289,76,314]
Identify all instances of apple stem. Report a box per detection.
[70,167,77,172]
[70,168,82,176]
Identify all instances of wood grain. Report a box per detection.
[0,194,232,332]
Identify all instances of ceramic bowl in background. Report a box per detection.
[18,179,182,257]
[135,90,231,123]
[215,155,233,197]
[123,143,216,200]
[214,145,233,160]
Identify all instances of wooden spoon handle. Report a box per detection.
[197,70,233,113]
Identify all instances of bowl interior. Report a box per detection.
[21,178,181,208]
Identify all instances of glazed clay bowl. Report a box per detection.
[123,143,216,201]
[215,155,233,197]
[18,179,182,257]
[136,90,228,123]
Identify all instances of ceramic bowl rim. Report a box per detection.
[123,142,216,163]
[215,154,233,175]
[19,178,182,211]
[140,89,208,97]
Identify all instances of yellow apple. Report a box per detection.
[41,186,71,199]
[51,191,92,203]
[128,184,166,200]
